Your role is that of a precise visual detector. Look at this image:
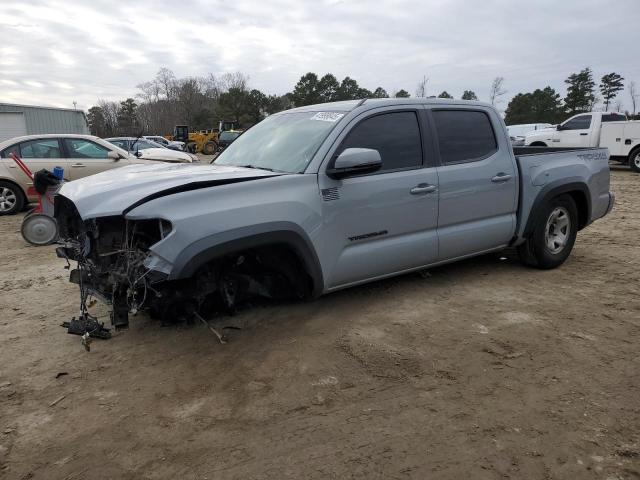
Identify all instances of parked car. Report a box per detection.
[55,98,614,330]
[106,137,197,163]
[510,136,525,147]
[143,135,185,152]
[507,123,552,146]
[0,134,163,215]
[217,130,242,150]
[524,112,640,172]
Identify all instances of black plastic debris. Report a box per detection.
[61,313,112,341]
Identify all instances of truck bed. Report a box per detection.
[512,146,612,243]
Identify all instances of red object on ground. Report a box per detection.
[9,152,56,214]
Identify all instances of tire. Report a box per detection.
[629,147,640,173]
[21,213,58,246]
[186,142,198,154]
[202,141,218,155]
[517,194,578,269]
[0,181,25,216]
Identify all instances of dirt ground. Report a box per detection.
[0,169,639,480]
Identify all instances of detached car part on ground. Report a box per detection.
[54,99,614,336]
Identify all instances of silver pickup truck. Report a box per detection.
[54,99,615,329]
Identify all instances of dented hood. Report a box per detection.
[58,162,279,219]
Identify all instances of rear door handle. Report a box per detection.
[491,173,512,183]
[410,183,437,195]
[71,163,86,167]
[580,133,588,136]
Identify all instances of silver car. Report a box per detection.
[55,98,613,331]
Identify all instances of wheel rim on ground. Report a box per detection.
[0,187,17,212]
[21,214,58,246]
[544,206,570,254]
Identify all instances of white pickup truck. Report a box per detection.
[524,112,640,172]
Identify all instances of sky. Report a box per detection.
[1,0,639,113]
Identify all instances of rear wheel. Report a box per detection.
[629,148,640,173]
[518,194,578,269]
[0,181,25,216]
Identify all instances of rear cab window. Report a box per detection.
[602,113,627,122]
[337,111,423,172]
[432,110,497,164]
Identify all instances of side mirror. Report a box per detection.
[107,150,121,161]
[326,148,382,179]
[556,124,563,131]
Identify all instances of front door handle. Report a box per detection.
[71,163,86,168]
[491,173,512,183]
[410,183,437,195]
[580,133,588,136]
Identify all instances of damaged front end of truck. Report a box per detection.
[54,194,312,339]
[55,194,174,332]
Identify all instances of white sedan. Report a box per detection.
[106,137,198,163]
[143,135,186,151]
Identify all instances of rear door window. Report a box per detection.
[432,110,497,164]
[18,139,62,158]
[338,111,423,172]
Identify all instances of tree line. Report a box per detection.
[87,67,637,137]
[504,68,634,125]
[87,69,293,138]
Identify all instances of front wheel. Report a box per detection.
[518,194,578,269]
[202,141,218,155]
[629,148,640,173]
[0,181,25,216]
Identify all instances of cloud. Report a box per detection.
[1,0,639,111]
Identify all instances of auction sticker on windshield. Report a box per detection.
[311,112,345,122]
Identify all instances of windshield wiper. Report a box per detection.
[237,164,276,172]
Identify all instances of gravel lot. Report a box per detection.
[0,169,638,480]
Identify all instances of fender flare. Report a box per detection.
[169,222,324,297]
[522,180,591,237]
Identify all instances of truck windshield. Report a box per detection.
[215,112,344,173]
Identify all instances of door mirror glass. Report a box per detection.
[327,148,382,179]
